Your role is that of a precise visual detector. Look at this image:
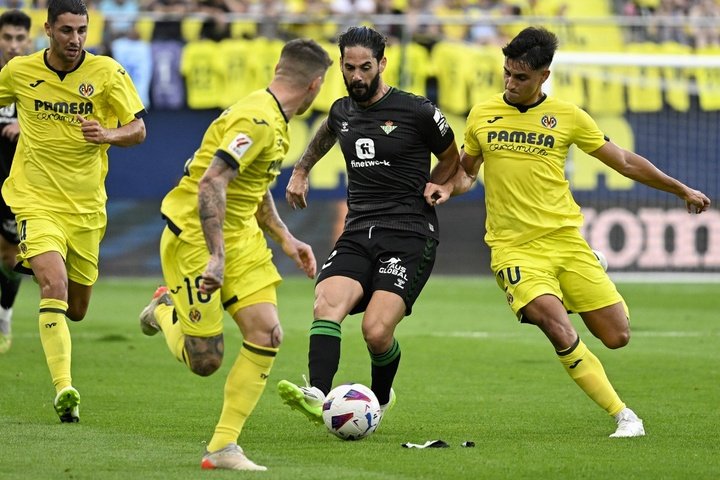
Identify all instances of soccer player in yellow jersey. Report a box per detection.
[426,27,711,437]
[139,39,332,471]
[0,0,146,422]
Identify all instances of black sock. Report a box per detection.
[370,338,401,405]
[0,269,21,310]
[308,320,341,395]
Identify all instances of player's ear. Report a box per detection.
[541,68,551,84]
[309,74,323,93]
[44,21,51,37]
[378,56,387,74]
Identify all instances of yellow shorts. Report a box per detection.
[491,227,628,321]
[159,226,281,337]
[16,210,106,286]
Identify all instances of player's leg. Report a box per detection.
[310,275,363,392]
[561,240,643,437]
[364,230,437,411]
[202,296,279,472]
[580,303,630,349]
[362,290,403,412]
[202,243,282,471]
[141,227,225,375]
[559,231,645,435]
[30,250,75,414]
[278,232,367,422]
[495,231,639,436]
[17,212,88,422]
[0,231,21,353]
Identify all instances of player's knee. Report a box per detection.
[601,329,630,349]
[362,324,391,353]
[39,277,68,300]
[188,355,222,376]
[270,323,283,348]
[66,299,90,321]
[313,290,348,319]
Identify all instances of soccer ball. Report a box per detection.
[592,249,608,271]
[322,383,381,441]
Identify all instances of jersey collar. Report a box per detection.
[266,88,288,124]
[43,49,87,81]
[503,92,547,113]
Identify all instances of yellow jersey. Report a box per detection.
[161,89,289,245]
[464,93,606,248]
[0,49,145,215]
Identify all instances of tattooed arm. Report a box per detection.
[256,190,317,278]
[197,156,237,294]
[285,118,337,210]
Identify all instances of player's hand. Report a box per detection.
[199,256,224,294]
[282,236,316,279]
[77,114,109,144]
[1,123,20,142]
[683,188,711,214]
[424,182,452,206]
[286,169,310,209]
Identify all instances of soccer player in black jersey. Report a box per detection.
[278,26,460,427]
[0,10,31,354]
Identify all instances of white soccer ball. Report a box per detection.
[322,383,381,441]
[592,249,609,271]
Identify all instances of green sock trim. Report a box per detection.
[309,319,341,339]
[370,338,400,367]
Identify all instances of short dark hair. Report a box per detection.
[47,0,88,25]
[278,38,333,84]
[502,27,558,70]
[338,26,386,62]
[0,10,31,31]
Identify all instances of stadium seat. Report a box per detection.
[624,43,663,113]
[660,42,692,112]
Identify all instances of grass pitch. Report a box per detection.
[1,276,718,479]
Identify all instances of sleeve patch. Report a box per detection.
[433,107,449,136]
[228,133,253,158]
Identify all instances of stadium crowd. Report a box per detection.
[2,1,719,48]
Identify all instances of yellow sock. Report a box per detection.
[38,298,71,393]
[557,338,626,416]
[154,303,189,366]
[207,341,277,452]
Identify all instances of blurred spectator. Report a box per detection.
[197,0,249,41]
[652,0,690,44]
[404,0,441,49]
[145,0,191,41]
[247,0,285,39]
[99,0,141,40]
[329,0,376,15]
[467,0,502,45]
[285,0,333,41]
[374,0,405,41]
[433,0,469,42]
[330,0,377,34]
[689,0,720,49]
[110,26,153,107]
[520,0,568,17]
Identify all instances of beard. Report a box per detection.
[344,72,381,103]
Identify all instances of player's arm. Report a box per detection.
[591,141,711,213]
[429,140,461,185]
[76,115,146,146]
[197,156,237,294]
[256,190,317,278]
[286,117,337,210]
[424,148,484,206]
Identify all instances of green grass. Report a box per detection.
[1,277,719,479]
